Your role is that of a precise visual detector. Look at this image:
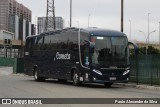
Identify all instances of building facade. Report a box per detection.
[0,0,32,58]
[38,17,64,34]
[0,0,32,41]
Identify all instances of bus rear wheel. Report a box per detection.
[34,69,45,82]
[73,70,82,86]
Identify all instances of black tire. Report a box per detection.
[104,83,113,87]
[34,69,45,82]
[72,70,82,86]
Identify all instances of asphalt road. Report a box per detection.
[0,67,160,107]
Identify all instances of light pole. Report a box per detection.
[129,20,131,41]
[70,0,72,28]
[148,30,156,44]
[159,22,160,47]
[139,30,156,55]
[139,30,148,55]
[148,13,150,44]
[121,0,124,32]
[88,14,90,28]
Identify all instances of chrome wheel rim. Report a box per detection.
[34,71,38,80]
[73,73,78,83]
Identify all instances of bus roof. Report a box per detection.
[26,27,126,39]
[81,28,126,37]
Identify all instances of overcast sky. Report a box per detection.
[17,0,160,42]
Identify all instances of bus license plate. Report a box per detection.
[109,77,116,80]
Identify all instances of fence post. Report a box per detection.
[136,55,139,85]
[150,55,153,86]
[13,58,24,74]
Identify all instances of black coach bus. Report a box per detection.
[24,27,137,87]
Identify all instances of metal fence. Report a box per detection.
[130,55,160,85]
[0,57,14,66]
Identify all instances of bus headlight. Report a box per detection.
[93,69,102,75]
[123,70,130,76]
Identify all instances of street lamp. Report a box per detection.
[149,30,156,36]
[139,30,156,55]
[139,30,148,55]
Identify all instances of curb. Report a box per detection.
[114,83,160,91]
[136,85,160,91]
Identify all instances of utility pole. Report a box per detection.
[70,0,72,28]
[148,13,150,44]
[121,0,124,32]
[159,22,160,46]
[159,22,160,51]
[45,0,55,32]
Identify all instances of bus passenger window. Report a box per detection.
[28,38,35,50]
[81,44,89,67]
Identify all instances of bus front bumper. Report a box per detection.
[82,71,130,84]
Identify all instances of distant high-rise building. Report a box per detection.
[0,0,32,41]
[31,24,36,35]
[38,17,64,34]
[0,0,32,58]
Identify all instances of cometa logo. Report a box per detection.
[56,52,71,60]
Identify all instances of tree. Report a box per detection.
[131,46,160,55]
[147,45,159,54]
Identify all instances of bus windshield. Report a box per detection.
[91,36,128,67]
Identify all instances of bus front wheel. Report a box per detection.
[73,70,82,86]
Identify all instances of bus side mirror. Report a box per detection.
[128,41,139,55]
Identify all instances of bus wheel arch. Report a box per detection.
[33,65,38,75]
[71,68,82,86]
[33,66,45,82]
[71,67,77,80]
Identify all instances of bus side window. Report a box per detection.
[35,36,42,50]
[25,38,30,51]
[32,37,37,50]
[81,43,90,66]
[43,35,50,50]
[68,32,78,52]
[38,34,45,50]
[50,34,58,50]
[69,42,78,52]
[29,37,35,50]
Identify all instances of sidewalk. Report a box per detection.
[0,66,13,75]
[115,82,160,91]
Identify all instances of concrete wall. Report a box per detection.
[0,30,14,40]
